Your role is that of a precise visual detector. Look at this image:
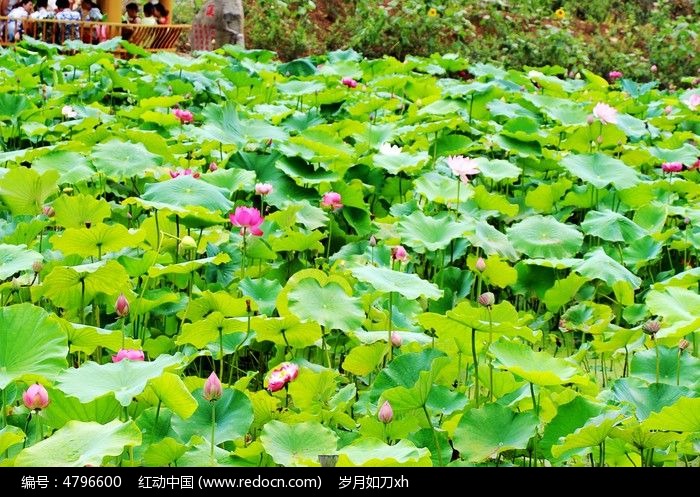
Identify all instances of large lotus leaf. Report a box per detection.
[147,253,231,278]
[32,150,95,184]
[490,339,589,386]
[201,167,257,193]
[52,194,111,229]
[540,396,603,460]
[251,316,321,348]
[454,403,538,462]
[286,277,364,331]
[142,437,189,467]
[369,349,446,403]
[51,223,145,258]
[91,140,162,179]
[0,303,68,389]
[342,342,388,376]
[0,426,25,454]
[260,420,338,466]
[507,215,583,258]
[561,153,639,190]
[15,420,142,467]
[630,347,700,388]
[551,412,623,459]
[612,425,683,451]
[0,244,42,280]
[611,378,693,421]
[644,397,700,432]
[474,157,521,182]
[0,93,31,120]
[573,247,642,289]
[413,171,461,204]
[58,321,139,355]
[42,388,121,429]
[198,103,288,146]
[176,312,246,349]
[239,277,282,316]
[467,221,518,261]
[542,273,587,312]
[336,438,431,467]
[350,265,442,300]
[0,167,58,216]
[581,209,647,243]
[171,388,253,445]
[146,373,198,420]
[647,143,699,165]
[41,260,131,309]
[141,175,233,212]
[371,150,430,175]
[645,287,700,338]
[397,211,470,253]
[57,354,185,406]
[652,267,700,291]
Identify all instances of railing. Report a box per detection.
[0,17,190,51]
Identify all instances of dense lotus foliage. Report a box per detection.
[0,42,699,467]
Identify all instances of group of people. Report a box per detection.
[1,0,170,43]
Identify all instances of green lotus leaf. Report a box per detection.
[490,339,589,386]
[270,230,325,253]
[647,143,699,165]
[468,221,518,261]
[612,425,683,451]
[141,175,233,212]
[413,171,462,204]
[652,267,700,291]
[197,103,288,146]
[32,150,95,184]
[200,167,257,193]
[581,209,647,243]
[287,369,340,413]
[251,316,321,348]
[51,223,145,258]
[371,150,430,175]
[0,167,58,216]
[561,153,639,190]
[622,236,663,271]
[0,303,68,389]
[542,273,587,312]
[342,342,388,376]
[630,347,700,388]
[540,396,603,460]
[143,437,188,467]
[285,277,364,332]
[350,265,442,300]
[15,419,142,467]
[176,312,246,349]
[52,193,111,229]
[42,388,121,430]
[644,397,700,432]
[239,277,282,316]
[0,93,31,121]
[611,378,693,420]
[336,438,431,467]
[347,330,433,346]
[645,287,700,338]
[507,215,583,258]
[57,354,186,406]
[147,253,231,278]
[573,247,642,289]
[0,244,42,280]
[474,158,522,182]
[551,412,623,459]
[91,140,163,179]
[0,425,25,454]
[260,420,338,467]
[369,349,446,403]
[454,403,538,462]
[397,211,470,253]
[147,372,198,420]
[41,260,131,309]
[58,321,140,355]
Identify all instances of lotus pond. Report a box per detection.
[0,43,699,467]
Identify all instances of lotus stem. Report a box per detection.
[422,405,443,467]
[210,404,216,464]
[471,328,479,408]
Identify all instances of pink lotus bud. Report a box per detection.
[586,115,595,125]
[341,77,358,88]
[664,105,673,115]
[662,162,683,173]
[203,372,223,401]
[230,206,264,236]
[255,183,273,196]
[391,245,409,263]
[608,71,623,80]
[651,64,658,73]
[321,192,343,211]
[115,293,129,317]
[172,108,194,124]
[690,159,700,170]
[478,292,495,308]
[391,331,402,348]
[679,338,690,352]
[267,371,287,392]
[42,205,55,217]
[475,257,486,272]
[169,170,180,178]
[23,383,50,410]
[378,400,393,424]
[112,349,145,362]
[642,320,661,336]
[208,162,218,172]
[369,235,377,247]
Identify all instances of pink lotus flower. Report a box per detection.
[230,206,264,236]
[112,349,145,362]
[608,71,623,80]
[691,159,700,170]
[475,257,486,272]
[23,383,50,410]
[61,105,77,118]
[208,162,218,172]
[267,371,287,392]
[592,103,618,125]
[341,77,358,88]
[686,93,700,111]
[115,293,129,317]
[172,108,194,124]
[391,331,402,348]
[169,168,200,179]
[446,155,480,183]
[255,183,273,195]
[662,162,683,173]
[379,143,402,155]
[279,362,299,382]
[321,192,343,211]
[391,245,409,263]
[378,400,393,424]
[203,372,223,401]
